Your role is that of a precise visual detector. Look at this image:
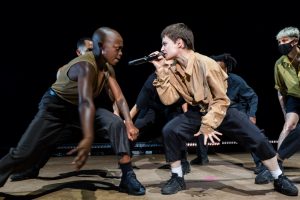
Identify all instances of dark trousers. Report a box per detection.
[278,123,300,159]
[251,152,261,165]
[195,134,208,159]
[162,107,276,162]
[134,108,164,142]
[132,107,188,159]
[13,124,84,174]
[0,89,130,185]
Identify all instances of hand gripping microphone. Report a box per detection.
[128,51,164,66]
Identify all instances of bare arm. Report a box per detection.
[130,104,139,119]
[274,64,286,117]
[107,75,139,141]
[112,102,120,116]
[249,116,256,124]
[181,102,188,113]
[278,91,286,117]
[77,63,95,140]
[67,62,95,170]
[106,65,120,116]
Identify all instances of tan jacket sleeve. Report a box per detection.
[153,69,181,105]
[199,63,230,135]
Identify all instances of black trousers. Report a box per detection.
[162,107,276,162]
[195,134,208,159]
[134,108,164,142]
[132,107,189,159]
[278,123,300,159]
[0,89,130,185]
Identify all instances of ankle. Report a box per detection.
[119,154,131,163]
[270,168,282,179]
[171,165,183,177]
[119,162,133,177]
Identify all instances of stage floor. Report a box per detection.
[0,152,299,200]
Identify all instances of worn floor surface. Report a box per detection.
[0,152,299,200]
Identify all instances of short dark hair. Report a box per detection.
[161,23,194,50]
[76,37,92,49]
[211,53,237,72]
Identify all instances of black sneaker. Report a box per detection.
[255,169,274,184]
[161,173,186,195]
[181,160,191,175]
[274,174,298,196]
[11,167,39,182]
[119,171,145,195]
[190,157,209,165]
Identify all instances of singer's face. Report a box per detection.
[102,34,123,66]
[161,36,178,60]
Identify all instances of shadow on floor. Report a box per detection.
[147,179,275,197]
[0,180,119,200]
[37,169,121,180]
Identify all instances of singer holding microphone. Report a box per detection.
[150,23,298,196]
[128,56,192,174]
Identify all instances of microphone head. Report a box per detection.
[145,51,165,61]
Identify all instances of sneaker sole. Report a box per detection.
[119,187,145,195]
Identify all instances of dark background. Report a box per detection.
[1,2,299,152]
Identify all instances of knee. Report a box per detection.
[256,135,268,145]
[285,123,297,133]
[9,147,33,160]
[255,136,271,153]
[284,116,299,132]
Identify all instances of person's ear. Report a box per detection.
[93,42,103,57]
[98,42,105,54]
[76,49,81,56]
[176,38,184,48]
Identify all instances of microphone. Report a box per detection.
[128,52,164,66]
